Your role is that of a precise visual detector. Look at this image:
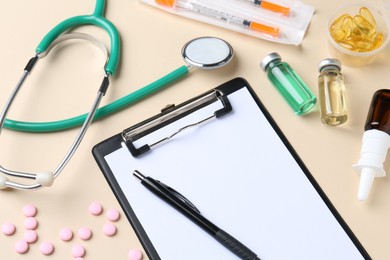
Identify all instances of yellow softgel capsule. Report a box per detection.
[338,40,357,51]
[330,14,353,41]
[353,15,376,37]
[372,32,384,50]
[360,7,376,27]
[346,35,374,52]
[330,14,350,31]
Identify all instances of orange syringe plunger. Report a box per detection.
[155,0,175,7]
[249,21,280,37]
[255,0,290,16]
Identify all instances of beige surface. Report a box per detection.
[0,0,389,259]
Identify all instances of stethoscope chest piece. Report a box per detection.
[181,37,234,70]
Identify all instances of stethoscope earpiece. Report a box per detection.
[36,172,55,187]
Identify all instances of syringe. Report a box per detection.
[156,0,280,37]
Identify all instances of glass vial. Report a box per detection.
[353,89,390,201]
[318,58,348,126]
[260,52,316,115]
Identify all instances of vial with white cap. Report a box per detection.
[260,52,316,115]
[318,58,348,126]
[353,89,390,201]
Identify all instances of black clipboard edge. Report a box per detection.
[92,77,371,260]
[92,134,161,260]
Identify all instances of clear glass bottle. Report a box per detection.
[353,90,390,201]
[260,52,316,115]
[318,58,348,126]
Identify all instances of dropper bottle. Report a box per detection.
[353,89,390,201]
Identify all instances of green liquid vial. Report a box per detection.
[260,52,316,115]
[318,58,348,126]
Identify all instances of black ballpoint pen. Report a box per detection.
[133,170,261,260]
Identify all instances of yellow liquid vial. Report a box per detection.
[318,59,347,126]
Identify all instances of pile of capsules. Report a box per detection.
[330,7,384,52]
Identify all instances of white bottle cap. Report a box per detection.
[353,129,390,201]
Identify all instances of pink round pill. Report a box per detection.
[40,241,55,255]
[103,222,117,236]
[59,227,73,242]
[128,248,143,260]
[71,244,85,258]
[15,240,29,254]
[88,201,103,216]
[106,208,120,222]
[24,217,38,230]
[77,227,92,241]
[22,204,37,217]
[1,222,16,236]
[24,230,38,244]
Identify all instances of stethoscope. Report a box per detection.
[0,0,233,190]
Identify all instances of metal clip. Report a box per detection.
[122,90,232,157]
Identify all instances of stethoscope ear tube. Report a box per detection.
[0,34,111,190]
[0,0,120,190]
[0,75,109,190]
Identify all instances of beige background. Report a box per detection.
[0,0,389,259]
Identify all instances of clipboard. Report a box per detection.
[92,78,371,260]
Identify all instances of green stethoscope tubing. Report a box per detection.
[2,0,190,133]
[4,66,189,133]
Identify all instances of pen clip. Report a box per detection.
[158,180,201,214]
